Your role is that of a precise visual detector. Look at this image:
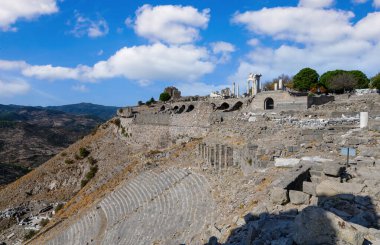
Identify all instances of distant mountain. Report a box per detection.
[46,103,119,121]
[0,104,104,186]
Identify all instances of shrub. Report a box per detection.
[24,230,37,240]
[113,118,121,127]
[371,73,380,89]
[87,156,97,165]
[85,165,98,180]
[159,92,171,101]
[146,97,156,106]
[79,147,90,158]
[60,152,67,157]
[55,203,64,213]
[74,154,81,160]
[40,218,49,227]
[65,159,74,164]
[81,179,89,188]
[138,100,144,106]
[293,68,319,91]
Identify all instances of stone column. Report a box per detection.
[224,146,228,168]
[237,84,240,98]
[252,80,257,96]
[274,82,278,91]
[232,82,235,98]
[279,79,283,90]
[247,80,250,96]
[360,112,369,128]
[206,146,209,166]
[215,144,219,170]
[219,145,223,171]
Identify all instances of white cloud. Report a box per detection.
[210,41,235,63]
[0,79,30,97]
[232,7,353,44]
[22,64,81,80]
[69,12,109,38]
[0,0,58,31]
[0,60,28,70]
[230,4,380,84]
[13,43,214,84]
[85,43,214,82]
[133,4,210,44]
[247,38,260,46]
[298,0,335,8]
[374,0,380,8]
[72,84,88,92]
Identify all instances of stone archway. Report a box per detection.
[216,102,230,111]
[186,105,195,112]
[264,98,274,110]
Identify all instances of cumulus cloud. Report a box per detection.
[0,79,30,97]
[133,4,210,44]
[232,7,353,44]
[7,43,214,84]
[210,41,235,63]
[230,3,380,84]
[374,0,380,8]
[69,12,109,38]
[0,0,58,31]
[298,0,335,8]
[84,43,214,82]
[22,65,81,80]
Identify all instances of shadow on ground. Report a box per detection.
[206,194,379,245]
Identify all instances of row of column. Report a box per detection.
[197,143,234,170]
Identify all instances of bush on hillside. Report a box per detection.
[159,92,171,102]
[79,147,90,158]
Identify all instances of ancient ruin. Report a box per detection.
[1,73,380,245]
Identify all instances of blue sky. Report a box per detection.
[0,0,380,106]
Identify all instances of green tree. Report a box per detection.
[349,70,370,89]
[293,68,319,91]
[328,73,357,93]
[146,97,156,105]
[137,101,144,106]
[159,92,171,101]
[371,73,380,89]
[320,70,370,91]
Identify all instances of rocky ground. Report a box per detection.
[0,94,379,245]
[0,104,103,186]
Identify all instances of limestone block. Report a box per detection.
[302,181,317,196]
[274,158,300,168]
[289,190,310,205]
[316,180,365,197]
[323,162,344,177]
[293,206,365,245]
[270,187,289,205]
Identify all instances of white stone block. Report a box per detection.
[274,158,300,168]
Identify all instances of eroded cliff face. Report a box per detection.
[1,94,380,244]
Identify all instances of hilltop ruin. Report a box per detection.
[0,76,380,244]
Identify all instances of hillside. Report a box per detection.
[0,94,380,244]
[0,104,103,186]
[46,103,119,121]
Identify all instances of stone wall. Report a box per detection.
[307,95,335,108]
[251,91,308,111]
